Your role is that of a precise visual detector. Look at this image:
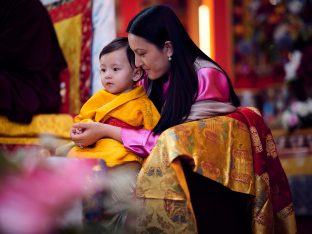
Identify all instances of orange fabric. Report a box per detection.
[0,114,73,156]
[68,87,160,167]
[0,114,73,139]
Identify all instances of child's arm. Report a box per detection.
[70,121,159,157]
[70,122,121,148]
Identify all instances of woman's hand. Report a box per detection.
[70,122,121,148]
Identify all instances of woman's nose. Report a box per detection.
[135,55,143,67]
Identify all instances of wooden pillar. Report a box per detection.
[187,0,200,47]
[213,0,233,79]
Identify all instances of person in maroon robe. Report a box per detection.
[0,0,67,123]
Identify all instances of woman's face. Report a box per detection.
[128,33,171,80]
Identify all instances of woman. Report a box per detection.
[71,5,296,234]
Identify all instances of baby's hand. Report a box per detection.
[72,127,84,135]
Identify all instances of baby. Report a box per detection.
[68,37,159,167]
[67,37,160,233]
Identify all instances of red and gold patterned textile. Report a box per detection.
[136,107,296,233]
[46,0,92,114]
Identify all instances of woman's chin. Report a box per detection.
[147,73,161,80]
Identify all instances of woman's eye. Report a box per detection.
[136,52,145,57]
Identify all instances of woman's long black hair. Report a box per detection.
[127,5,240,134]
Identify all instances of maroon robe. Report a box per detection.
[0,0,67,123]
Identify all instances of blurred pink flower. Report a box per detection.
[0,157,101,234]
[287,113,300,127]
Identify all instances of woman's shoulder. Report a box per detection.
[194,57,228,90]
[194,57,222,72]
[194,58,230,102]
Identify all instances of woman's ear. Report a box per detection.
[132,67,143,82]
[164,41,173,57]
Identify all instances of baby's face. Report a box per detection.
[99,47,135,94]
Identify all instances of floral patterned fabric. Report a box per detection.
[136,107,296,234]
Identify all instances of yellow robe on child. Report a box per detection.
[67,86,160,167]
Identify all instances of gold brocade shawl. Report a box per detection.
[136,108,296,234]
[68,86,160,167]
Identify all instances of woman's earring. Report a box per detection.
[168,56,172,61]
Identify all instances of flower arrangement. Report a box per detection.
[281,98,312,131]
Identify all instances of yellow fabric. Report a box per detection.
[0,114,73,157]
[68,86,160,167]
[171,159,193,216]
[0,137,41,145]
[136,113,296,233]
[0,137,70,146]
[136,198,197,234]
[0,114,73,139]
[54,14,82,114]
[136,116,254,233]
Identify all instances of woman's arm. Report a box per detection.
[121,128,160,158]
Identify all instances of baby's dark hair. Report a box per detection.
[99,37,135,68]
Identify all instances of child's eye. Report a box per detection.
[113,67,120,71]
[100,68,106,73]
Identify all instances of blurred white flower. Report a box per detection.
[284,50,302,81]
[287,0,304,14]
[282,110,300,129]
[281,98,312,130]
[290,101,310,117]
[307,99,312,112]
